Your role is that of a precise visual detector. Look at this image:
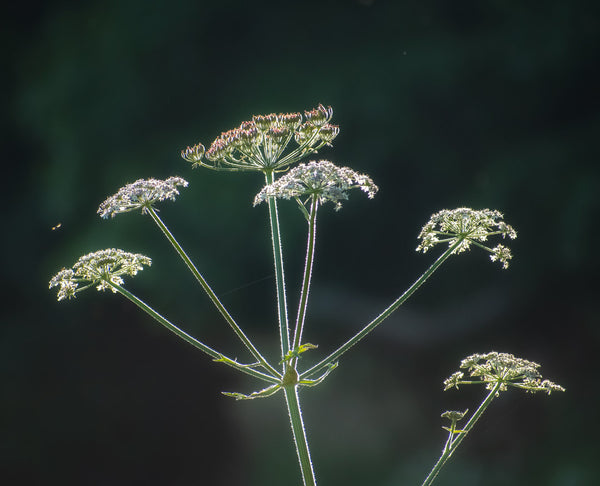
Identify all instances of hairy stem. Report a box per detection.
[421,382,502,486]
[292,197,319,366]
[107,281,279,384]
[147,207,280,378]
[301,239,464,379]
[265,170,290,365]
[284,385,317,486]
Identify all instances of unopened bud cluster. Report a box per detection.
[443,352,565,395]
[98,177,188,219]
[181,104,339,172]
[253,160,378,210]
[417,208,517,268]
[49,249,152,301]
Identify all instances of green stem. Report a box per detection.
[284,385,317,486]
[301,239,464,380]
[264,170,290,365]
[292,197,318,366]
[421,382,502,486]
[107,281,279,384]
[147,207,280,378]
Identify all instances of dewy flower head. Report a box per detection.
[49,249,152,301]
[443,352,565,395]
[181,104,339,173]
[97,177,188,218]
[253,160,378,211]
[416,208,517,268]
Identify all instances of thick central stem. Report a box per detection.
[284,385,317,486]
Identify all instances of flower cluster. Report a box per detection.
[97,177,188,219]
[253,160,378,211]
[443,352,565,395]
[416,208,517,268]
[181,104,339,172]
[49,249,152,301]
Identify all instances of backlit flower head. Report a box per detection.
[253,160,378,211]
[416,208,517,268]
[181,104,339,172]
[49,249,152,301]
[97,177,188,218]
[443,352,565,395]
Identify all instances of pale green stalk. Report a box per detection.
[292,196,319,366]
[300,238,465,380]
[264,170,290,363]
[147,206,280,378]
[284,384,317,486]
[421,382,502,486]
[105,280,279,384]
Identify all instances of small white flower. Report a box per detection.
[444,352,565,395]
[416,208,517,268]
[98,177,188,218]
[254,160,378,211]
[49,249,152,301]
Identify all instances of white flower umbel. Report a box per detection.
[417,208,517,268]
[49,249,152,300]
[97,176,188,218]
[254,160,378,210]
[444,351,565,394]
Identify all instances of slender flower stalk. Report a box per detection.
[292,196,319,367]
[146,207,281,378]
[109,281,280,384]
[265,169,291,365]
[421,384,501,486]
[300,239,462,380]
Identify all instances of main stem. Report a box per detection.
[264,170,290,365]
[107,281,279,384]
[421,382,501,486]
[284,385,317,486]
[301,239,464,380]
[147,207,280,378]
[292,197,318,366]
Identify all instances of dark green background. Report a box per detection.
[3,0,599,484]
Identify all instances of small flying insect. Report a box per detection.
[52,223,62,231]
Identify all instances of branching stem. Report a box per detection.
[421,382,502,486]
[147,207,280,378]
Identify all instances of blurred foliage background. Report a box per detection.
[2,0,599,484]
